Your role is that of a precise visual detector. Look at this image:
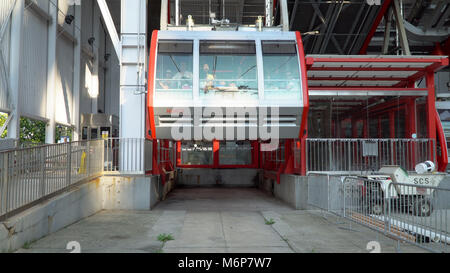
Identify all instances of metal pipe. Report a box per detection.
[175,0,180,26]
[279,0,289,31]
[265,0,273,27]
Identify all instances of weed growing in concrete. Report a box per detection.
[265,218,275,225]
[22,241,32,249]
[157,233,174,242]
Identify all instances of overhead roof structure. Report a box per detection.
[306,55,449,97]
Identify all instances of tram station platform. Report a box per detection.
[14,187,426,253]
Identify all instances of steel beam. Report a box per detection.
[435,3,450,29]
[342,1,365,54]
[392,0,410,55]
[311,1,335,53]
[424,0,445,29]
[96,0,120,59]
[266,0,273,27]
[359,0,392,54]
[406,0,423,23]
[279,0,289,31]
[382,7,393,54]
[160,0,168,30]
[289,0,298,30]
[319,1,344,54]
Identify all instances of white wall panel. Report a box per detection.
[105,39,120,116]
[98,23,106,113]
[79,54,94,115]
[55,36,74,124]
[20,9,48,118]
[81,0,93,47]
[28,0,49,12]
[0,0,15,112]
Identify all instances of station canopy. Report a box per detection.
[306,55,449,98]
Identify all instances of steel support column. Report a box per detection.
[120,0,147,171]
[45,0,57,143]
[279,0,289,31]
[72,4,82,141]
[91,3,100,114]
[426,72,436,162]
[160,0,168,30]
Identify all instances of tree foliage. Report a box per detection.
[0,113,7,138]
[55,124,73,143]
[20,117,46,144]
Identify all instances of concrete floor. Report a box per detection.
[17,187,427,253]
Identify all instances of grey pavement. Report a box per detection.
[17,187,427,253]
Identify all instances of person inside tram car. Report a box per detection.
[158,69,174,90]
[173,62,193,89]
[201,63,215,93]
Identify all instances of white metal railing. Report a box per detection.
[342,177,450,253]
[104,138,152,174]
[0,140,104,219]
[306,138,436,174]
[307,174,450,253]
[0,138,154,219]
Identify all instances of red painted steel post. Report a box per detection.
[407,98,417,167]
[152,140,159,175]
[389,111,395,138]
[252,141,259,168]
[363,118,368,138]
[213,140,219,168]
[426,71,437,162]
[300,123,308,176]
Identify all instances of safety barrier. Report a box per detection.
[104,138,153,174]
[306,138,436,173]
[0,140,104,219]
[0,138,156,219]
[307,173,343,214]
[261,142,285,171]
[342,176,450,253]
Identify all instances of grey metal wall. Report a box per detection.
[0,0,15,113]
[0,0,121,140]
[20,7,48,118]
[79,0,120,118]
[55,35,74,125]
[104,40,120,115]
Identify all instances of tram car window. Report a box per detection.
[262,41,301,100]
[155,40,194,100]
[199,41,258,99]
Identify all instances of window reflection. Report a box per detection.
[199,41,258,99]
[219,141,252,165]
[155,40,193,99]
[262,41,301,100]
[180,141,213,165]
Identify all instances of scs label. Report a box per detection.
[413,177,430,184]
